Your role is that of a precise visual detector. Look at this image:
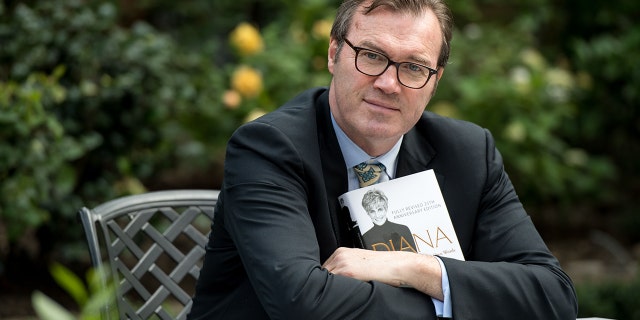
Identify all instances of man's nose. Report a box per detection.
[373,64,402,94]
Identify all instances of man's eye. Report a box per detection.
[405,63,424,73]
[363,51,380,61]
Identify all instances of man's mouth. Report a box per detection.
[364,98,399,112]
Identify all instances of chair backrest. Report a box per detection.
[78,189,219,320]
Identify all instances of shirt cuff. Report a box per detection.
[430,256,452,318]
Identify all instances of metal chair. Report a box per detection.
[78,189,219,320]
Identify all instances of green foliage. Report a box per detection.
[564,7,640,241]
[433,22,616,203]
[32,263,116,320]
[570,21,640,176]
[576,271,640,320]
[0,0,228,261]
[0,67,100,245]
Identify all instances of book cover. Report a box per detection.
[339,169,464,260]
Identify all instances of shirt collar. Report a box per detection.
[331,112,402,179]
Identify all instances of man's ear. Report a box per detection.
[328,37,339,74]
[431,67,445,98]
[436,67,445,81]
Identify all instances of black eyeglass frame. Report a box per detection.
[343,38,439,89]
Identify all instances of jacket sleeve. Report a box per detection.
[442,129,578,319]
[222,121,439,320]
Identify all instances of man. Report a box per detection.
[360,189,417,252]
[189,0,578,319]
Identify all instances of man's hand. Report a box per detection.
[322,247,444,301]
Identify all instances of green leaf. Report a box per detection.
[82,284,117,319]
[31,291,76,320]
[50,262,89,306]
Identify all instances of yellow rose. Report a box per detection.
[520,48,546,71]
[564,148,588,167]
[230,22,264,56]
[546,68,573,89]
[231,66,263,98]
[244,109,267,123]
[510,66,531,94]
[503,121,527,143]
[222,90,242,109]
[312,19,333,40]
[430,101,459,119]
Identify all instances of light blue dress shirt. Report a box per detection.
[331,113,453,318]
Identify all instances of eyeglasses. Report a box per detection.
[343,38,438,89]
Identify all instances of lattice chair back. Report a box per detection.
[78,189,219,320]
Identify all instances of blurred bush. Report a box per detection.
[436,1,640,242]
[576,270,640,320]
[435,23,617,203]
[567,2,640,238]
[0,67,99,257]
[0,0,229,263]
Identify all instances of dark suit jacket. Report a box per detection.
[189,87,577,319]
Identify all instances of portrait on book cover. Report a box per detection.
[360,189,417,252]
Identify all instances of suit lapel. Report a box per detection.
[315,91,351,248]
[396,120,447,188]
[396,125,436,177]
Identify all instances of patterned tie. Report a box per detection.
[353,161,387,188]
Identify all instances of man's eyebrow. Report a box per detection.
[359,40,433,66]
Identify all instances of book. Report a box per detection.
[339,169,464,260]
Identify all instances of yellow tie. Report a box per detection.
[353,162,386,188]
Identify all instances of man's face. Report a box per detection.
[366,201,388,225]
[327,5,444,155]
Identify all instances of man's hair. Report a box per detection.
[361,189,389,212]
[330,0,453,68]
